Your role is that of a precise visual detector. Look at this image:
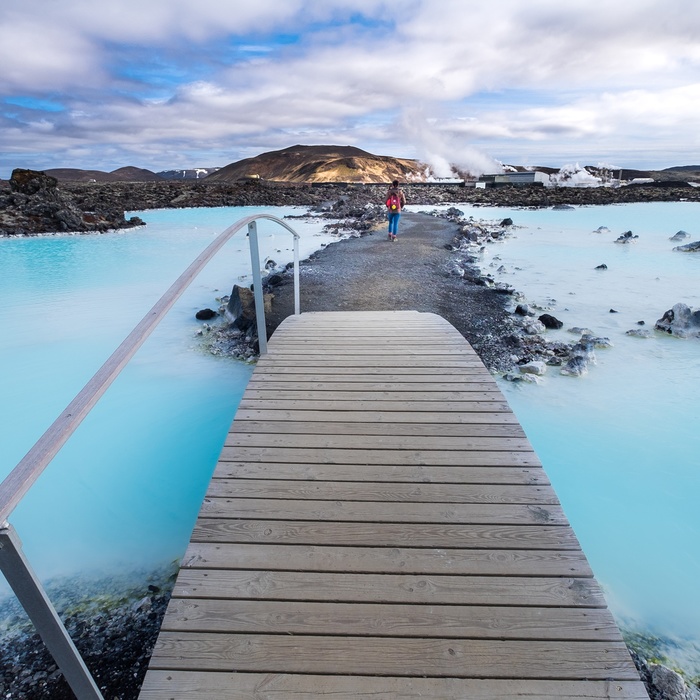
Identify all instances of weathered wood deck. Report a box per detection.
[139,311,648,699]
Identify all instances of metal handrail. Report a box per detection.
[0,213,301,699]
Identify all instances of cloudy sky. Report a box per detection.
[2,0,699,178]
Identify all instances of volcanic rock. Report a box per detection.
[654,303,700,338]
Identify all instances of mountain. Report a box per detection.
[43,167,162,182]
[655,165,700,181]
[205,145,426,184]
[158,168,220,180]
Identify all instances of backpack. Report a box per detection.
[386,193,400,211]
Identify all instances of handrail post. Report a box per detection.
[0,521,105,700]
[247,220,268,355]
[294,235,300,315]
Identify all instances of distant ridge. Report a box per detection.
[205,144,427,184]
[43,167,162,183]
[16,155,700,186]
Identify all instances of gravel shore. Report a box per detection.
[263,210,518,371]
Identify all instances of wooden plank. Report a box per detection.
[220,446,541,467]
[161,599,622,640]
[251,371,494,381]
[172,569,600,604]
[212,462,550,485]
[139,671,650,700]
[228,420,527,438]
[255,359,486,368]
[237,399,513,412]
[252,367,492,376]
[148,634,640,679]
[264,348,479,357]
[182,544,593,578]
[190,519,580,549]
[241,390,505,402]
[225,433,532,451]
[232,409,521,424]
[245,381,499,391]
[206,479,560,505]
[200,498,566,524]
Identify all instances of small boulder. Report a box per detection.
[626,328,652,338]
[503,371,542,384]
[595,263,608,270]
[500,217,513,226]
[673,240,700,252]
[538,313,563,329]
[195,308,217,321]
[615,230,638,243]
[582,334,613,349]
[669,230,689,241]
[263,273,284,287]
[519,361,547,376]
[654,302,700,337]
[560,356,589,376]
[649,664,692,700]
[523,320,546,335]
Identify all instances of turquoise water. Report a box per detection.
[1,201,698,670]
[0,206,337,585]
[425,202,700,664]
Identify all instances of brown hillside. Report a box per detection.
[205,144,427,183]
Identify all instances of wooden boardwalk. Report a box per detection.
[139,311,648,699]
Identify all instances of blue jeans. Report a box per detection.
[388,212,400,235]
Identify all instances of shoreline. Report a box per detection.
[3,176,700,236]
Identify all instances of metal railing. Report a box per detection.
[0,214,301,699]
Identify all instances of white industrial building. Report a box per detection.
[476,171,550,188]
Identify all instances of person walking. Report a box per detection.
[385,180,406,241]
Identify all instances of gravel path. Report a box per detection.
[265,211,517,371]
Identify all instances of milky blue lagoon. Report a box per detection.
[425,201,700,671]
[0,206,340,585]
[1,201,698,672]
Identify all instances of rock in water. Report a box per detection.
[654,303,700,337]
[538,313,563,329]
[519,361,547,376]
[669,230,690,241]
[614,230,638,243]
[195,308,217,320]
[226,284,272,332]
[673,240,700,252]
[560,356,589,376]
[561,337,596,376]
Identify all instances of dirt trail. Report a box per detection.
[265,212,515,371]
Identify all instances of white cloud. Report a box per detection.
[2,0,700,174]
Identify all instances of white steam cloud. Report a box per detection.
[400,108,502,178]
